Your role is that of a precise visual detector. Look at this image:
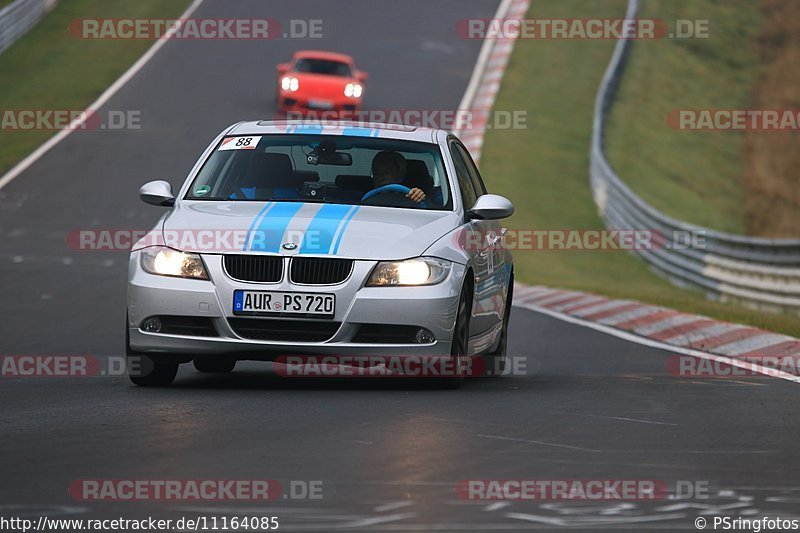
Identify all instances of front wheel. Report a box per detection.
[438,285,471,389]
[126,320,178,387]
[487,277,513,377]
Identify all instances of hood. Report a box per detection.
[160,201,460,260]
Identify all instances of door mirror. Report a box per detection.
[467,194,514,220]
[139,180,175,207]
[277,62,291,74]
[356,70,368,82]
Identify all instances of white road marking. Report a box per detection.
[514,299,800,384]
[0,0,206,191]
[477,434,602,453]
[484,502,510,512]
[578,414,678,426]
[373,501,413,512]
[339,512,416,529]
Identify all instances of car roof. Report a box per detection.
[292,50,354,64]
[228,120,444,143]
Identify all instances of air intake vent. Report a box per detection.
[224,255,283,282]
[290,258,353,285]
[228,318,340,342]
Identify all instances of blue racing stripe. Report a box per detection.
[331,206,360,255]
[299,204,354,254]
[294,125,324,135]
[243,202,273,251]
[342,127,376,137]
[250,202,304,252]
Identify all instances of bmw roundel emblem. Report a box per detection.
[282,242,298,250]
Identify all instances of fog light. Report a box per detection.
[415,328,435,344]
[141,317,162,333]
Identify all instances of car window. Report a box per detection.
[454,142,487,196]
[449,141,478,210]
[294,59,352,77]
[185,134,452,211]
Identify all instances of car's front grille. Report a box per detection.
[224,255,283,283]
[228,318,340,343]
[290,257,353,285]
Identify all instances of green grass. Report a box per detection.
[480,0,800,337]
[0,0,191,176]
[604,0,762,233]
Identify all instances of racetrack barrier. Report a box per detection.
[0,0,57,56]
[589,0,800,314]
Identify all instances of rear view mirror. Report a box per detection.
[467,194,514,220]
[139,180,175,207]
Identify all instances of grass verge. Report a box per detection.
[0,0,191,176]
[480,0,800,337]
[604,0,762,234]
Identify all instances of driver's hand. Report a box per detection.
[407,187,426,203]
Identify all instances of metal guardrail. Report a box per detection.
[590,0,800,313]
[0,0,55,56]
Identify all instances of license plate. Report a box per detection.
[233,290,335,318]
[308,99,333,109]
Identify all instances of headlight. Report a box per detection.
[366,258,450,287]
[281,76,299,92]
[344,83,363,98]
[140,247,208,280]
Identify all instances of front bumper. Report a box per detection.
[127,253,464,359]
[277,91,361,114]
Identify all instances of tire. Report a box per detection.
[193,357,236,374]
[438,284,472,389]
[125,318,178,387]
[487,276,513,377]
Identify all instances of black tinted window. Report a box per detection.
[294,59,352,77]
[449,142,478,209]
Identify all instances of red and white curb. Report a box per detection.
[452,3,799,383]
[512,284,800,383]
[454,0,529,164]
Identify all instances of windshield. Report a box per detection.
[294,59,352,77]
[185,134,452,211]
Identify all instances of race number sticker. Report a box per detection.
[219,136,261,151]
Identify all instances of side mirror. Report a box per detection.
[356,70,368,82]
[467,194,514,220]
[139,180,175,207]
[277,63,290,74]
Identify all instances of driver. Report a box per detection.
[371,151,426,204]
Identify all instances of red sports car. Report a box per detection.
[276,51,367,115]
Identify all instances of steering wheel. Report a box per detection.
[361,184,427,208]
